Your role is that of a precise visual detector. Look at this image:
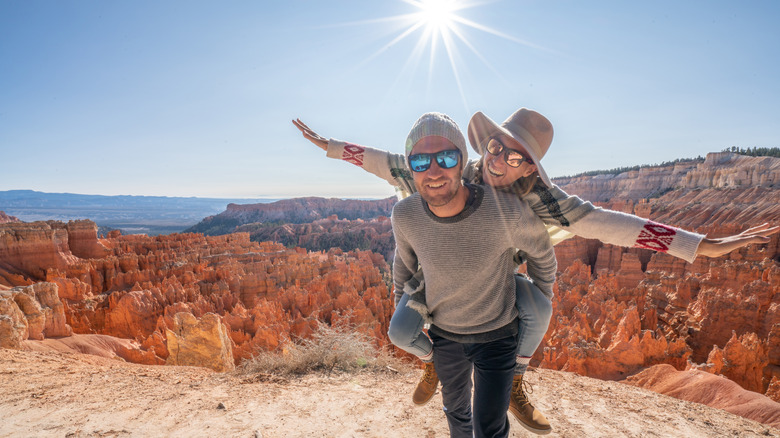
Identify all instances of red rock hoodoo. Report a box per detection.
[0,220,393,372]
[541,152,780,404]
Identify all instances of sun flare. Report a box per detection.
[346,0,546,111]
[416,0,457,34]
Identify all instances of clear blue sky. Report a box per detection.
[2,0,778,199]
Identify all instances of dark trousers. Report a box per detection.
[430,330,517,438]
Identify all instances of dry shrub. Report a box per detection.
[240,323,407,378]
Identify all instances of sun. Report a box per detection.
[344,1,546,111]
[415,0,458,34]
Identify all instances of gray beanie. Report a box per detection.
[405,112,468,169]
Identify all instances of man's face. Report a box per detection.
[480,134,537,189]
[410,136,463,209]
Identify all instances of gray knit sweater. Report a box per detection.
[391,184,557,339]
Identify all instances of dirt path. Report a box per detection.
[1,348,777,437]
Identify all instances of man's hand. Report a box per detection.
[696,223,779,258]
[292,118,328,151]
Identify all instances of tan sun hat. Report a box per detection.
[467,108,554,187]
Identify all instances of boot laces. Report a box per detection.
[512,377,534,408]
[421,363,436,384]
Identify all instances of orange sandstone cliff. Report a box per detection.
[0,219,392,373]
[542,152,780,405]
[0,211,21,224]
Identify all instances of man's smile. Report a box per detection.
[425,180,447,189]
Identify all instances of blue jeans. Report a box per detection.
[430,330,517,438]
[387,275,552,360]
[387,292,433,358]
[513,275,553,358]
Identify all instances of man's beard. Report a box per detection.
[417,177,461,208]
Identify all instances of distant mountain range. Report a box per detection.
[0,190,279,235]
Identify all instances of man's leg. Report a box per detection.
[387,293,438,404]
[468,334,517,438]
[430,331,473,438]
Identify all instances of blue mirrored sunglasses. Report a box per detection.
[408,149,461,172]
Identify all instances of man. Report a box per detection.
[391,112,557,437]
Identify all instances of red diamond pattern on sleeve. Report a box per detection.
[342,143,365,167]
[634,221,677,252]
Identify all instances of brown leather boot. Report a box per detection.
[509,374,551,435]
[412,362,438,405]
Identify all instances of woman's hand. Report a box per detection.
[292,118,328,151]
[696,223,779,258]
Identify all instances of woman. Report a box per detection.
[293,108,776,434]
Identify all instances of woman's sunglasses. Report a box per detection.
[486,138,533,168]
[408,149,461,172]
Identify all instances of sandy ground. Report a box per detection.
[1,348,778,438]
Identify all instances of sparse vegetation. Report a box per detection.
[722,146,780,158]
[555,157,705,180]
[239,323,408,378]
[235,220,396,263]
[185,215,241,235]
[646,187,676,199]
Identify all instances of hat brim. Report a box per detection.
[467,111,552,187]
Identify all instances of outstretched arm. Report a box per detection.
[292,118,416,196]
[696,223,778,258]
[523,183,703,262]
[523,183,777,262]
[293,118,328,151]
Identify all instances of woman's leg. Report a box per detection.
[387,292,433,361]
[514,274,553,373]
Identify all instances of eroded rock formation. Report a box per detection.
[236,215,395,262]
[538,152,780,404]
[625,364,780,429]
[0,282,73,348]
[0,220,393,372]
[0,211,21,224]
[166,312,235,372]
[187,197,396,236]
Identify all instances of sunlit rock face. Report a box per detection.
[188,196,396,237]
[551,152,780,203]
[0,211,21,224]
[166,312,235,372]
[0,220,393,371]
[625,364,780,429]
[0,221,79,282]
[0,282,73,348]
[538,152,780,401]
[66,220,110,260]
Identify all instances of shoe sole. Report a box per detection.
[509,407,552,435]
[412,389,437,406]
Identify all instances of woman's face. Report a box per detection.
[480,134,538,188]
